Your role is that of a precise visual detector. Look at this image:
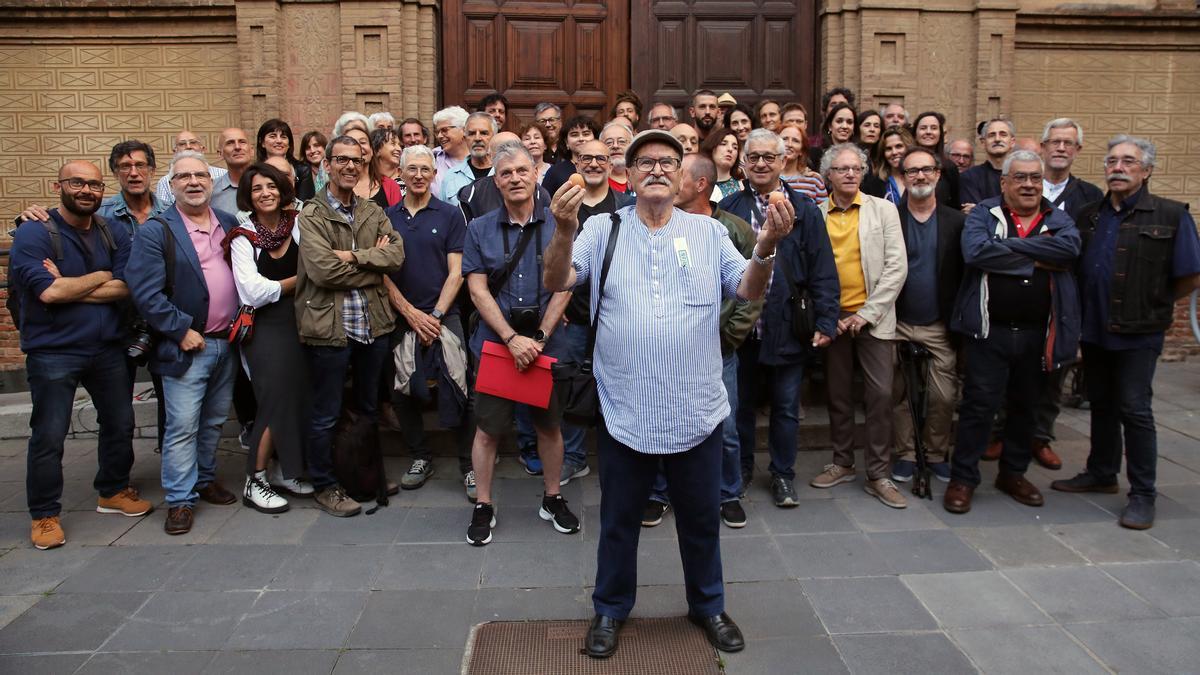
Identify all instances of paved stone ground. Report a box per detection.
[0,364,1197,674]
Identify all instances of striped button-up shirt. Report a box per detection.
[572,205,749,454]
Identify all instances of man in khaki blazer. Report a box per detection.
[811,143,909,509]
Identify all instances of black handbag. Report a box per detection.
[553,211,621,427]
[777,249,816,341]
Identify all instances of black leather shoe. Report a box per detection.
[688,611,745,653]
[584,614,623,659]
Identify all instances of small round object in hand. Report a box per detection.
[568,173,586,188]
[768,191,787,207]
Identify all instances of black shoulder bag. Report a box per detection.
[553,211,621,427]
[776,245,816,341]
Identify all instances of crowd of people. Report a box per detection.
[7,83,1200,657]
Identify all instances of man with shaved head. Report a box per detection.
[209,128,253,215]
[670,123,700,154]
[10,160,151,550]
[154,130,228,204]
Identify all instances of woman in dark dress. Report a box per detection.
[227,162,311,513]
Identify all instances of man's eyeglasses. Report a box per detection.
[633,156,681,173]
[116,162,152,175]
[1007,172,1043,184]
[537,115,562,125]
[59,178,106,192]
[171,171,211,183]
[1103,156,1142,169]
[577,155,609,166]
[175,139,203,150]
[745,153,780,166]
[649,116,674,125]
[329,155,366,167]
[828,166,864,175]
[902,166,939,178]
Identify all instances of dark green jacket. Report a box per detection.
[713,205,763,355]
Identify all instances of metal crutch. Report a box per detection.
[898,341,933,499]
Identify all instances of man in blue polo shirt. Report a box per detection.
[10,160,152,550]
[383,144,474,498]
[1051,135,1200,530]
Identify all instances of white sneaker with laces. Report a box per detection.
[243,471,289,514]
[268,463,314,496]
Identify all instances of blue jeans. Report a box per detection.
[651,353,742,503]
[735,337,762,474]
[25,345,135,518]
[1082,344,1159,499]
[304,339,390,490]
[767,362,805,481]
[516,322,588,465]
[161,338,236,507]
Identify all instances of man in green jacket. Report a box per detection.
[296,134,406,517]
[642,152,763,530]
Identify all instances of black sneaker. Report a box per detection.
[539,494,580,534]
[642,500,669,527]
[771,475,799,508]
[1050,472,1119,494]
[720,500,747,528]
[467,502,496,546]
[1119,495,1155,530]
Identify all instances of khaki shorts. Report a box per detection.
[474,383,563,436]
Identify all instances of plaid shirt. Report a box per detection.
[325,190,373,344]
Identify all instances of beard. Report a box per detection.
[60,191,100,217]
[909,184,935,199]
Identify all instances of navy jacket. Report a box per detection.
[126,207,239,376]
[897,198,966,325]
[951,197,1081,371]
[719,181,840,365]
[9,210,131,353]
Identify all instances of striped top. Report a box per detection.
[572,205,749,454]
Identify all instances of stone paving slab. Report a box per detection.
[0,362,1195,672]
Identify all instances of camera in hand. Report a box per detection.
[508,305,541,336]
[126,319,156,365]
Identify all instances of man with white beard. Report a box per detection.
[599,121,633,195]
[888,146,966,484]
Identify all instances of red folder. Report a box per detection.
[475,340,558,408]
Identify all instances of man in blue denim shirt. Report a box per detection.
[10,160,152,550]
[460,142,578,546]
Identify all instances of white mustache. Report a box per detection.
[1107,172,1132,183]
[641,176,670,187]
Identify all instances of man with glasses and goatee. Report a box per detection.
[12,160,153,550]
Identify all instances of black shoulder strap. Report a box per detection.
[583,210,622,362]
[91,214,116,254]
[488,221,540,295]
[40,220,63,261]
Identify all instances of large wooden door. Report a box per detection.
[631,0,818,119]
[441,0,629,126]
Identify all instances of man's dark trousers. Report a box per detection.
[951,326,1045,486]
[1082,343,1159,499]
[26,344,134,518]
[304,339,390,490]
[593,421,724,620]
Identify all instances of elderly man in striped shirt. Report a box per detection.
[545,129,793,659]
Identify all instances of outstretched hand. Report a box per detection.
[756,197,795,254]
[550,181,584,237]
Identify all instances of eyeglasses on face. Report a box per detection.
[745,153,780,166]
[116,161,152,174]
[902,166,939,178]
[577,155,609,166]
[170,171,210,183]
[828,166,864,175]
[632,156,681,173]
[60,178,106,192]
[329,155,366,167]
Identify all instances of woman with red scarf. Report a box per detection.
[226,162,312,513]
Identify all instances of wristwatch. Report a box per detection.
[751,248,776,266]
[431,309,444,320]
[533,329,548,344]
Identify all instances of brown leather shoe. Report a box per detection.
[995,471,1044,507]
[983,440,1002,461]
[1032,440,1063,470]
[943,481,975,514]
[197,481,237,505]
[164,505,194,535]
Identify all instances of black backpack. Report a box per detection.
[5,214,116,329]
[332,408,389,511]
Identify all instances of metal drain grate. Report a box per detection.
[465,617,721,675]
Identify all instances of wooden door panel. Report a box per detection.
[443,0,627,125]
[632,0,818,117]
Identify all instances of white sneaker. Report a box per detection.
[243,472,289,514]
[267,463,314,496]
